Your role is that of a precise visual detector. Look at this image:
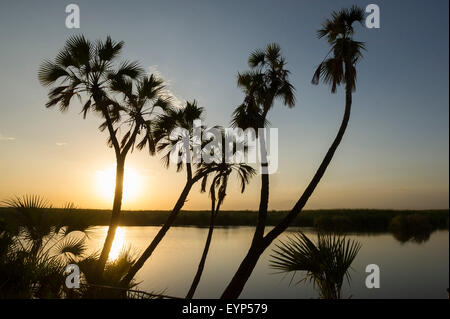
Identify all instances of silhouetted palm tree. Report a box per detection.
[38,35,168,277]
[186,135,256,299]
[220,44,295,298]
[221,6,365,298]
[232,43,295,244]
[97,73,171,275]
[270,233,361,299]
[121,101,218,285]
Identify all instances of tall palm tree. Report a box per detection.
[219,44,295,298]
[120,101,218,285]
[97,73,171,276]
[221,6,365,298]
[185,134,256,299]
[232,44,295,246]
[38,35,165,277]
[270,233,361,299]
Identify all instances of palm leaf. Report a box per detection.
[38,61,70,86]
[55,237,87,258]
[270,232,361,299]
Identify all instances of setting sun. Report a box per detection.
[96,166,141,204]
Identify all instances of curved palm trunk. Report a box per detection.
[185,209,218,299]
[120,180,193,285]
[96,157,125,279]
[253,131,269,244]
[221,85,353,299]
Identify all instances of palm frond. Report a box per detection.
[62,34,93,68]
[137,74,164,100]
[265,43,281,65]
[97,36,124,62]
[270,232,361,299]
[38,61,70,86]
[55,237,87,258]
[248,49,266,68]
[313,6,365,93]
[115,60,144,79]
[3,195,51,210]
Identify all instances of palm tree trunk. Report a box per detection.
[220,242,266,299]
[220,85,353,299]
[252,131,269,244]
[185,209,217,299]
[120,180,194,285]
[96,157,125,279]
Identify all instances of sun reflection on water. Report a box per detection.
[108,227,125,261]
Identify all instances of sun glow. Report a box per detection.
[96,166,141,203]
[108,227,125,261]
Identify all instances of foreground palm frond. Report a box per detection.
[0,195,92,298]
[270,232,361,299]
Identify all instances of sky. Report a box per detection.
[0,0,448,211]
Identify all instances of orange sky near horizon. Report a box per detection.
[0,106,448,211]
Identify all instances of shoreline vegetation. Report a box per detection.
[0,207,448,233]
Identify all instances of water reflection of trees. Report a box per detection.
[389,214,433,244]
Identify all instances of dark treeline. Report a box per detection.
[0,207,448,232]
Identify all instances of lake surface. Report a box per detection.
[86,226,449,299]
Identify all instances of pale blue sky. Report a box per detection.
[0,0,448,210]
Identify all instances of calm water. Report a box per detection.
[87,226,449,299]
